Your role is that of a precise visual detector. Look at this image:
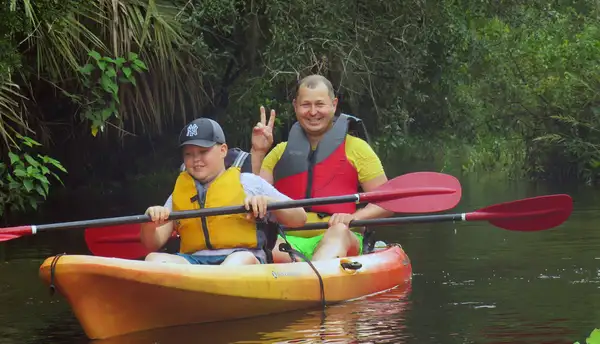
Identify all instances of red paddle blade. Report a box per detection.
[0,234,21,242]
[0,225,34,242]
[373,172,462,213]
[84,224,150,259]
[466,194,573,231]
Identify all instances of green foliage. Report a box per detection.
[0,135,67,217]
[437,2,600,181]
[0,0,599,203]
[574,328,600,344]
[76,50,148,136]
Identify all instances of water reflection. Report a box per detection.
[89,286,411,344]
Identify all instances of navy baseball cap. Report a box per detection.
[179,118,226,148]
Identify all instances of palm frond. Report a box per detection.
[0,77,30,150]
[9,0,208,142]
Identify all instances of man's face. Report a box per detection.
[293,83,338,136]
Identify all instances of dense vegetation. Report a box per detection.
[0,0,599,219]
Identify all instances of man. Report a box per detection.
[250,74,393,262]
[140,117,307,265]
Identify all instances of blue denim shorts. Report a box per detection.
[176,250,266,265]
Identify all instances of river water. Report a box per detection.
[0,167,598,343]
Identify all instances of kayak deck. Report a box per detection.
[38,244,412,340]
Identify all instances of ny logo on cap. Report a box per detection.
[186,124,198,137]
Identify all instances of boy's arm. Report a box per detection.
[140,195,176,251]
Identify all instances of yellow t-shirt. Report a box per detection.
[261,134,384,184]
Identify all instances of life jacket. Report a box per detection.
[171,165,268,254]
[272,114,369,236]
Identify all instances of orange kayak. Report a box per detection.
[38,244,412,340]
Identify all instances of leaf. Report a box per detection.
[32,174,49,185]
[101,56,116,64]
[23,179,33,192]
[133,59,147,71]
[45,157,67,173]
[35,185,46,198]
[92,126,99,137]
[8,152,20,165]
[42,181,49,195]
[28,197,38,210]
[587,328,600,344]
[101,74,118,94]
[24,154,39,167]
[14,169,26,177]
[106,67,117,78]
[101,108,113,120]
[79,63,95,75]
[89,50,101,60]
[123,67,132,78]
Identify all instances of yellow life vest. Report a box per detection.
[171,167,265,254]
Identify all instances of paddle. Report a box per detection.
[0,171,461,245]
[85,193,571,260]
[83,171,462,259]
[284,194,573,232]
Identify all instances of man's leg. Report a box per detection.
[272,234,325,263]
[271,236,295,263]
[311,224,361,261]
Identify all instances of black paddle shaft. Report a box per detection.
[34,194,363,232]
[283,213,466,231]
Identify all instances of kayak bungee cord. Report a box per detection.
[277,227,326,309]
[48,253,67,296]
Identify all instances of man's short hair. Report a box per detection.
[296,75,335,100]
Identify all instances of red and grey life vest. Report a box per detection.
[273,114,360,215]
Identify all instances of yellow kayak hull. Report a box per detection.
[39,245,412,340]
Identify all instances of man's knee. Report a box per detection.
[271,237,294,263]
[323,224,354,242]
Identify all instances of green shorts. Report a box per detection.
[277,232,364,261]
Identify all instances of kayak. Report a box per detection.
[38,244,412,340]
[92,285,412,344]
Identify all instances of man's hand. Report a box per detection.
[328,213,356,227]
[251,106,276,154]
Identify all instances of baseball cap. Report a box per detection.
[179,118,226,148]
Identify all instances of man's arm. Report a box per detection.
[352,175,395,220]
[250,149,266,176]
[242,173,306,228]
[255,142,287,185]
[338,137,394,223]
[252,147,274,184]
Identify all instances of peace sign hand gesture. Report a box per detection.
[251,106,276,154]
